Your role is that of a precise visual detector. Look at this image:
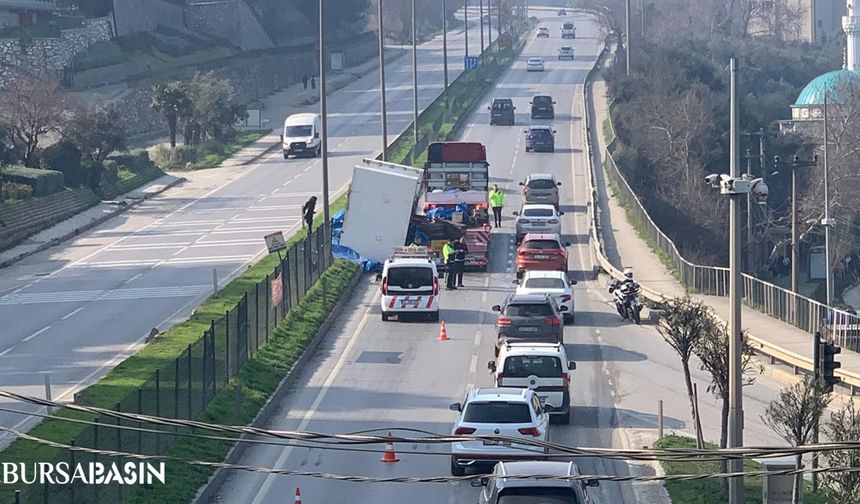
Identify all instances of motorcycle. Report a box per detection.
[608,279,643,324]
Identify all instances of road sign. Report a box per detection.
[264,231,287,254]
[464,56,479,70]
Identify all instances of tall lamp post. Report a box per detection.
[464,0,469,59]
[442,0,449,92]
[319,0,330,231]
[822,93,834,308]
[378,0,389,160]
[411,0,418,164]
[479,0,485,54]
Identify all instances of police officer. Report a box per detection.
[489,184,505,228]
[442,239,456,290]
[453,236,469,287]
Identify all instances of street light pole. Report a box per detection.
[411,0,418,164]
[625,0,631,76]
[378,0,389,160]
[464,0,469,60]
[319,0,331,229]
[745,147,754,273]
[479,0,485,54]
[823,92,833,308]
[443,0,449,93]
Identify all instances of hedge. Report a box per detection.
[0,165,65,196]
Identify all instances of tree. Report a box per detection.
[822,401,860,503]
[656,296,711,447]
[69,102,127,164]
[761,376,831,504]
[150,81,191,148]
[0,70,69,167]
[180,73,245,146]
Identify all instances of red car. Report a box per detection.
[516,233,571,279]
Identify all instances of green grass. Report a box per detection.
[656,435,828,504]
[189,131,270,169]
[117,169,136,181]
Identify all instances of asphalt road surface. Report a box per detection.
[0,13,497,446]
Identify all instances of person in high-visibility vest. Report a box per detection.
[442,240,456,290]
[489,184,505,228]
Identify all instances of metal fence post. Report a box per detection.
[265,273,270,341]
[15,489,20,504]
[236,310,241,373]
[254,281,260,352]
[281,256,288,316]
[243,291,250,362]
[69,439,76,504]
[225,311,231,381]
[137,388,143,454]
[93,418,100,502]
[174,358,179,431]
[209,320,216,390]
[186,345,192,419]
[115,402,123,500]
[322,276,328,310]
[202,330,208,407]
[155,369,161,454]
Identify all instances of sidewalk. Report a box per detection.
[587,66,860,388]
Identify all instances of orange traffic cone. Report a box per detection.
[438,320,449,341]
[380,432,400,463]
[294,487,302,503]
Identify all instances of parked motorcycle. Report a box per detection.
[608,279,642,324]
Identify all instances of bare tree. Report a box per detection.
[761,376,831,504]
[822,401,860,503]
[0,69,69,167]
[656,296,711,447]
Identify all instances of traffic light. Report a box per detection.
[819,340,842,393]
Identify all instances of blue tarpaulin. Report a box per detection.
[332,243,383,273]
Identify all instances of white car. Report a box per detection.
[515,270,576,323]
[537,27,550,38]
[379,247,440,322]
[526,57,545,72]
[513,204,563,244]
[558,46,575,60]
[449,387,551,476]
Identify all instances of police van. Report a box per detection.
[379,247,440,322]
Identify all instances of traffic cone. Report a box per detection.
[438,320,449,341]
[380,432,400,463]
[294,487,302,503]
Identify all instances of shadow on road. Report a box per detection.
[564,342,647,362]
[570,405,685,429]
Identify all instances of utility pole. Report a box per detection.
[727,57,745,504]
[378,0,389,160]
[442,0,449,90]
[319,0,331,229]
[745,147,754,273]
[823,92,834,308]
[464,0,469,60]
[479,0,485,54]
[411,0,418,164]
[639,0,645,39]
[487,0,492,50]
[625,0,631,76]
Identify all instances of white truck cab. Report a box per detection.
[380,247,440,322]
[282,113,322,159]
[561,21,576,39]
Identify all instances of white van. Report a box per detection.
[379,247,440,322]
[561,21,576,39]
[282,113,322,159]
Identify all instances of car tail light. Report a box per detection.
[544,316,561,326]
[381,277,388,295]
[433,277,439,296]
[455,427,476,435]
[497,316,513,326]
[547,219,559,224]
[561,295,571,302]
[519,219,531,224]
[563,373,570,388]
[518,249,527,256]
[518,427,541,437]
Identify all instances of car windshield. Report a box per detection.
[286,125,312,137]
[533,96,552,105]
[563,22,574,29]
[529,129,552,139]
[503,356,563,377]
[504,303,554,317]
[387,267,433,288]
[529,58,543,64]
[525,278,566,289]
[527,178,556,189]
[494,101,513,111]
[498,488,579,504]
[522,240,560,250]
[522,208,554,217]
[463,402,532,423]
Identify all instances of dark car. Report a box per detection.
[530,95,555,119]
[475,461,599,504]
[492,293,566,355]
[524,126,556,152]
[489,98,515,126]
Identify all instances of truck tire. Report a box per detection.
[450,456,466,476]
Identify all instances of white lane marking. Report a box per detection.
[469,353,479,374]
[61,307,85,320]
[249,290,381,504]
[22,325,51,342]
[0,347,13,357]
[171,247,190,257]
[124,273,144,284]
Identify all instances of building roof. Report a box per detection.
[794,69,860,107]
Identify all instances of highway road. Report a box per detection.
[207,10,800,504]
[0,13,497,446]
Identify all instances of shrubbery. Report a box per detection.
[0,181,33,202]
[40,141,86,187]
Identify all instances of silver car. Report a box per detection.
[520,173,561,207]
[514,204,562,244]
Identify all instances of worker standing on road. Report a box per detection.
[311,76,317,90]
[489,184,505,228]
[443,240,456,290]
[453,236,469,287]
[302,74,309,90]
[302,196,317,231]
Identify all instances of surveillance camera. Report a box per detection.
[704,174,720,186]
[750,178,768,202]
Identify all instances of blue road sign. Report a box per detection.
[464,56,479,70]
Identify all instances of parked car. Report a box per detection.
[537,27,550,37]
[474,461,600,503]
[489,98,516,126]
[524,125,555,152]
[515,269,577,323]
[520,173,561,207]
[558,45,575,60]
[515,234,571,279]
[514,205,563,244]
[449,388,551,475]
[530,95,556,119]
[492,293,566,354]
[526,57,545,72]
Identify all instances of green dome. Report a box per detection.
[794,69,860,106]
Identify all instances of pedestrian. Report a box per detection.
[302,73,309,90]
[443,239,456,290]
[453,236,469,287]
[302,196,317,231]
[489,184,504,228]
[311,76,317,90]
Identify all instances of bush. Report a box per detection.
[39,141,86,187]
[101,159,119,183]
[1,166,64,196]
[1,181,33,201]
[151,144,196,170]
[108,149,156,173]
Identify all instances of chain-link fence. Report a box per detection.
[21,225,332,504]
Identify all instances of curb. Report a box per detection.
[239,134,278,166]
[192,268,364,504]
[0,176,187,270]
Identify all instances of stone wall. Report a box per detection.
[112,0,185,37]
[0,17,113,85]
[186,0,273,51]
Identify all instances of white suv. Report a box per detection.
[488,343,576,424]
[515,270,577,324]
[449,387,551,476]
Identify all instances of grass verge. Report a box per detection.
[190,131,270,169]
[656,435,826,504]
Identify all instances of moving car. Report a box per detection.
[513,204,563,244]
[489,98,516,126]
[488,342,576,424]
[530,95,556,119]
[515,270,576,323]
[558,45,575,60]
[520,173,561,206]
[561,21,576,39]
[281,113,322,158]
[474,461,599,503]
[557,8,567,15]
[379,247,440,322]
[537,26,550,38]
[524,125,555,152]
[449,388,551,475]
[492,293,566,353]
[515,234,571,279]
[526,57,545,72]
